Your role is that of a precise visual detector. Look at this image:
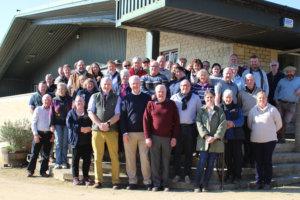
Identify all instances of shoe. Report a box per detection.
[126,184,137,190]
[172,175,180,183]
[277,138,286,143]
[73,177,80,185]
[82,177,90,186]
[164,187,170,192]
[185,175,191,184]
[254,183,263,190]
[194,188,201,192]
[152,187,159,192]
[27,172,33,177]
[202,182,209,192]
[54,164,61,169]
[93,182,102,188]
[264,184,271,190]
[40,172,50,177]
[61,164,68,169]
[112,184,120,190]
[145,184,152,191]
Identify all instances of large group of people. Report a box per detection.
[26,54,300,192]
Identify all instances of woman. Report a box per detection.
[66,95,93,186]
[248,91,282,190]
[88,62,103,88]
[194,90,226,192]
[219,89,244,184]
[191,69,214,105]
[169,65,186,96]
[72,75,87,100]
[114,69,131,99]
[209,63,223,86]
[165,60,173,71]
[190,59,203,84]
[50,83,73,169]
[74,78,98,108]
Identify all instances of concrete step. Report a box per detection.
[273,152,300,164]
[51,166,300,191]
[274,140,295,152]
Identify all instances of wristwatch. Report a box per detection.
[106,121,111,126]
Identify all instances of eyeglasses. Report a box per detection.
[124,65,131,67]
[271,64,278,67]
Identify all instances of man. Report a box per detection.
[143,85,180,192]
[54,66,64,84]
[179,57,191,77]
[88,77,121,189]
[45,74,56,93]
[27,94,55,177]
[169,65,186,96]
[267,60,285,105]
[29,81,48,114]
[215,67,239,105]
[171,79,202,183]
[242,55,269,96]
[230,54,245,77]
[238,74,261,167]
[157,55,172,80]
[274,66,300,143]
[129,56,148,77]
[114,59,123,72]
[120,75,152,190]
[122,60,131,70]
[140,61,169,99]
[106,60,120,92]
[142,57,150,74]
[68,60,95,96]
[203,61,210,72]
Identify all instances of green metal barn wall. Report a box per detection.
[31,27,127,85]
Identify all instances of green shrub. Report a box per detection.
[0,119,33,151]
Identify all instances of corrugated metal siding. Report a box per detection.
[30,27,126,84]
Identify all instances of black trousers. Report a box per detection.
[72,144,92,178]
[243,117,254,165]
[252,141,276,184]
[173,124,196,176]
[27,131,52,174]
[225,140,243,180]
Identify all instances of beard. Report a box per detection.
[286,74,294,80]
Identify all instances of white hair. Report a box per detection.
[155,84,166,92]
[120,69,130,77]
[223,89,233,99]
[42,94,51,101]
[129,75,140,85]
[132,56,142,63]
[244,73,255,81]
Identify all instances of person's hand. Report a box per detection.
[34,135,40,143]
[227,121,235,129]
[207,137,216,144]
[102,123,110,132]
[50,125,55,133]
[170,138,177,147]
[80,127,86,133]
[151,94,156,100]
[123,134,130,143]
[145,138,152,148]
[50,134,55,142]
[96,76,101,82]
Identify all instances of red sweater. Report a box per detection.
[143,100,180,139]
[129,67,148,77]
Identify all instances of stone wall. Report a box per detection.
[233,43,279,72]
[126,29,146,60]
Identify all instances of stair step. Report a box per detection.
[273,152,300,164]
[274,140,295,152]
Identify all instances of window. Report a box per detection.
[161,49,178,63]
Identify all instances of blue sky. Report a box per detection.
[0,0,300,43]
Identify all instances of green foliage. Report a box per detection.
[0,119,33,150]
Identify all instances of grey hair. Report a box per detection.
[45,74,52,79]
[244,73,255,81]
[196,69,212,85]
[155,84,167,92]
[101,77,112,85]
[42,94,51,101]
[132,56,142,63]
[120,69,130,77]
[269,60,279,66]
[223,89,233,99]
[129,75,140,85]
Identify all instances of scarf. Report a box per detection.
[179,91,192,110]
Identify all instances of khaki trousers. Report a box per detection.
[92,130,120,184]
[124,132,151,185]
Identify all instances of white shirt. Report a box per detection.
[31,106,51,135]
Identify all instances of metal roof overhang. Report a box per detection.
[0,0,115,80]
[116,0,300,51]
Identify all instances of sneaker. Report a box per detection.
[93,182,102,188]
[164,187,170,192]
[152,187,159,192]
[263,184,271,190]
[61,164,68,169]
[73,177,80,185]
[145,184,152,191]
[27,172,33,177]
[172,175,180,183]
[54,164,61,169]
[194,188,201,193]
[82,177,90,186]
[202,182,209,192]
[185,175,191,184]
[40,172,50,178]
[254,183,263,190]
[126,184,137,190]
[112,184,120,190]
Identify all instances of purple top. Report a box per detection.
[50,95,72,126]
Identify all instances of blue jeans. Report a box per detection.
[194,151,217,184]
[54,125,68,165]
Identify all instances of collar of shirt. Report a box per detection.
[132,91,141,95]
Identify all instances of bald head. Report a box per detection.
[101,77,112,94]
